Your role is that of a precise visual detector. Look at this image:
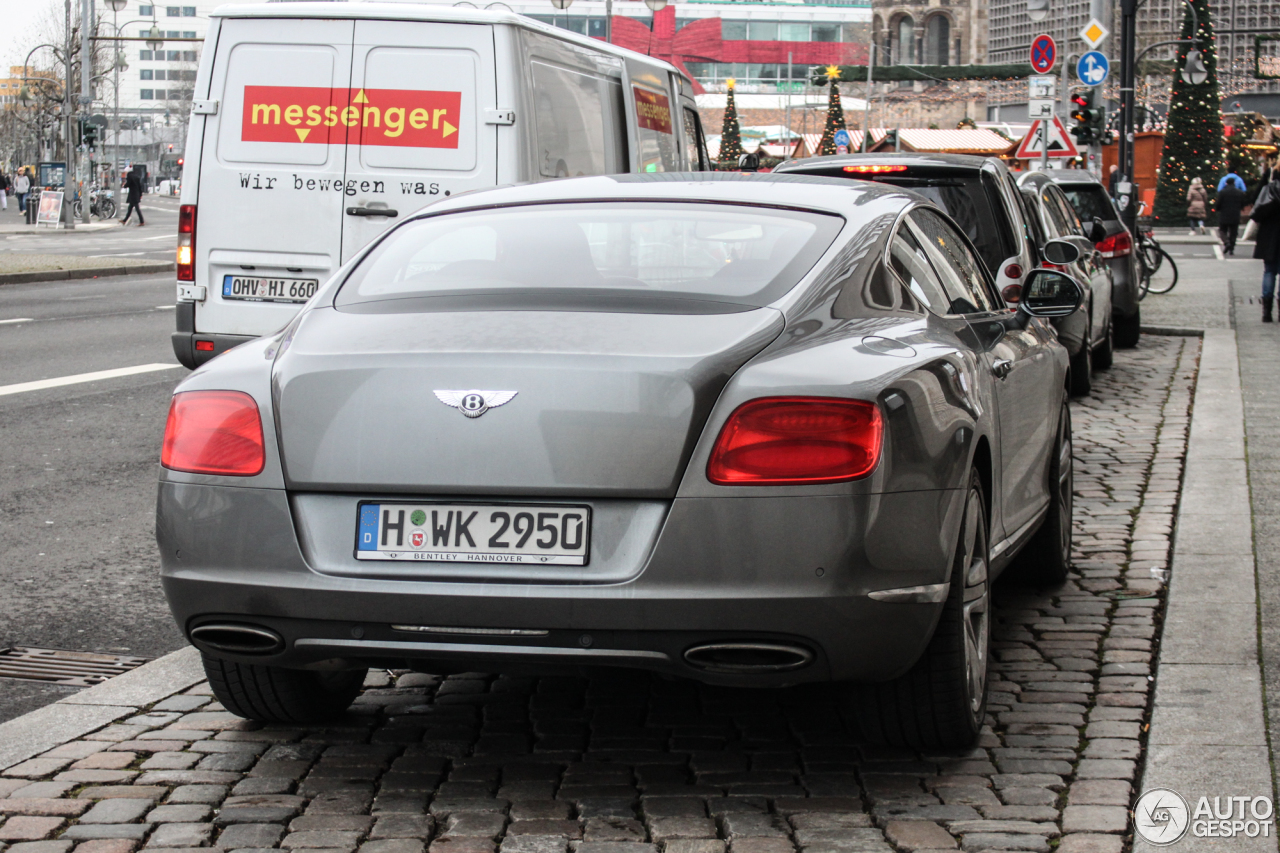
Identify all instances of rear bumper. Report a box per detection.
[158,481,965,687]
[171,303,258,369]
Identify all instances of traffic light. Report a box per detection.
[1069,90,1103,145]
[83,122,98,149]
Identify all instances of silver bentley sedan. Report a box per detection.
[157,174,1083,749]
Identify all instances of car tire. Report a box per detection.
[1114,307,1141,348]
[1069,326,1093,396]
[847,470,990,750]
[1007,400,1073,587]
[201,654,367,724]
[1094,318,1114,370]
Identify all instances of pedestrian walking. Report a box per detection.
[119,170,144,226]
[1249,171,1280,322]
[1218,169,1247,193]
[13,168,30,214]
[1108,165,1120,198]
[1186,177,1209,235]
[0,171,9,211]
[1217,178,1246,256]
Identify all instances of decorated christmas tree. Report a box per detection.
[718,78,744,167]
[818,66,847,155]
[1153,0,1222,224]
[1225,114,1261,189]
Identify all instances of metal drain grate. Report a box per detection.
[0,647,150,687]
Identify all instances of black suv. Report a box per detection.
[1026,169,1141,348]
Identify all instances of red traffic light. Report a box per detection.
[167,144,174,152]
[177,158,184,166]
[1071,93,1089,108]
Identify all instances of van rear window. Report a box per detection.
[336,202,843,312]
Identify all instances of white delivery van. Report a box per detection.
[173,1,712,368]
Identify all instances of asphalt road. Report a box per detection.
[0,194,180,261]
[0,270,190,723]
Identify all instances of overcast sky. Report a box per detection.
[0,0,70,74]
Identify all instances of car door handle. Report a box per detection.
[346,206,399,217]
[992,359,1014,379]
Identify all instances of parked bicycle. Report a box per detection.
[73,185,117,221]
[1135,202,1178,298]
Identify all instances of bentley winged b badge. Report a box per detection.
[434,390,518,418]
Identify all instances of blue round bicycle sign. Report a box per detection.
[1077,51,1110,86]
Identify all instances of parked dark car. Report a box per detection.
[1032,169,1141,348]
[772,154,1037,300]
[158,173,1085,749]
[1017,172,1116,396]
[774,154,1106,395]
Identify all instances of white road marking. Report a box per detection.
[155,304,175,309]
[1213,244,1225,260]
[0,318,33,325]
[0,363,182,397]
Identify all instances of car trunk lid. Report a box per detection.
[273,306,784,496]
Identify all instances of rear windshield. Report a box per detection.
[788,167,1013,276]
[336,202,843,312]
[1059,184,1117,223]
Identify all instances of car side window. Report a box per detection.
[1051,188,1084,234]
[888,226,951,314]
[907,208,999,314]
[1041,189,1074,237]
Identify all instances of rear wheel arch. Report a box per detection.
[970,435,993,529]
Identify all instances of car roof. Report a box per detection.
[775,152,1009,174]
[211,2,685,77]
[403,172,921,223]
[1022,169,1105,187]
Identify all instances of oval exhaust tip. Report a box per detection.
[683,642,814,673]
[190,623,285,655]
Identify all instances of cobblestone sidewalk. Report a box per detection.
[0,338,1200,853]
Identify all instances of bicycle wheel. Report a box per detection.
[73,199,83,218]
[1144,248,1179,294]
[1136,252,1152,301]
[1141,238,1163,274]
[100,198,116,219]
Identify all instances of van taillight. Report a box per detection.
[1095,230,1131,258]
[177,204,196,282]
[707,397,882,485]
[162,390,265,476]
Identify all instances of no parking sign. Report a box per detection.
[1031,35,1057,74]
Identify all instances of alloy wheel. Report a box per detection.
[1056,410,1074,565]
[961,487,990,718]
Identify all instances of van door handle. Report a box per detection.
[992,359,1013,379]
[346,206,398,217]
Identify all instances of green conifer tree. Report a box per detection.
[1153,0,1222,224]
[718,79,744,167]
[818,67,847,155]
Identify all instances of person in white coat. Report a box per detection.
[13,169,31,213]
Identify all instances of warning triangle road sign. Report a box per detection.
[1014,116,1081,158]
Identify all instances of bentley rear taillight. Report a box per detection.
[1095,230,1132,258]
[707,397,883,485]
[162,390,265,476]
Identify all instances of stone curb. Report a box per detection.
[0,262,174,286]
[1133,328,1277,853]
[1141,325,1206,337]
[0,646,202,772]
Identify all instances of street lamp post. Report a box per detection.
[105,0,129,203]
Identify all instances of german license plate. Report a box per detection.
[221,274,318,304]
[355,502,591,565]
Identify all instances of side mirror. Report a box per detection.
[1042,238,1081,265]
[1087,217,1108,243]
[1020,269,1085,318]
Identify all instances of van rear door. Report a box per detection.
[197,17,354,338]
[340,20,498,260]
